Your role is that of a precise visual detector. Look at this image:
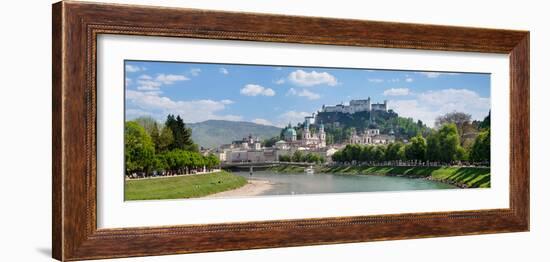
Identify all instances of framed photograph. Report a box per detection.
[52,1,529,261]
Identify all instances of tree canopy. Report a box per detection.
[332,122,486,165]
[125,121,155,173]
[125,115,219,176]
[470,129,490,163]
[165,114,197,151]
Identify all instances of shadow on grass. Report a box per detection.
[324,166,490,188]
[446,168,490,186]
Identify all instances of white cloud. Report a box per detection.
[275,78,285,85]
[285,88,320,100]
[286,88,297,96]
[125,108,152,119]
[383,88,410,96]
[125,65,144,73]
[220,99,234,105]
[252,118,274,126]
[155,74,189,84]
[405,77,414,82]
[417,72,459,78]
[135,74,189,91]
[126,90,241,123]
[240,84,276,96]
[136,77,162,91]
[369,78,400,83]
[219,68,229,75]
[288,70,338,87]
[214,115,244,121]
[417,89,489,113]
[299,90,320,100]
[277,111,311,127]
[368,78,384,83]
[125,78,132,86]
[388,88,490,127]
[189,68,201,76]
[389,99,439,127]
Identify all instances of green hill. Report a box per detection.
[188,120,282,149]
[313,110,430,144]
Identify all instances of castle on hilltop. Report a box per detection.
[321,98,388,114]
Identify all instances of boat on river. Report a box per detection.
[305,166,314,174]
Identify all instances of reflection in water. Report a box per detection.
[235,171,457,196]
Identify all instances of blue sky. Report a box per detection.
[125,60,490,127]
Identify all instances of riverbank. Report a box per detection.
[266,164,490,188]
[124,171,247,200]
[265,165,306,173]
[319,166,490,188]
[202,179,273,198]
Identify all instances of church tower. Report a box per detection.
[319,122,326,148]
[303,120,311,140]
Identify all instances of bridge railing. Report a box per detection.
[221,161,315,167]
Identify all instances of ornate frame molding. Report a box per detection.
[53,1,529,261]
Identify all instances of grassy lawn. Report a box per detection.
[124,171,247,200]
[320,166,490,188]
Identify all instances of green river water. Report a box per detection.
[235,171,457,196]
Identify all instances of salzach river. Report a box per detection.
[234,171,457,196]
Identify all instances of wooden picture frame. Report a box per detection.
[52,1,529,261]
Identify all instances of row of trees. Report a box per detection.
[278,151,326,164]
[331,123,490,165]
[125,115,219,177]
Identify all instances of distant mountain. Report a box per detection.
[188,120,282,149]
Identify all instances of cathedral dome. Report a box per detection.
[283,127,297,138]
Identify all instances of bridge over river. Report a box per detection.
[221,161,313,173]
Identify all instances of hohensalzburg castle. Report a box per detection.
[321,98,388,114]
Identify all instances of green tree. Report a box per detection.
[157,126,174,153]
[438,123,461,163]
[305,153,318,163]
[385,142,404,161]
[150,122,160,151]
[470,129,490,162]
[479,111,491,130]
[397,146,406,161]
[344,144,362,162]
[435,112,475,146]
[262,136,279,147]
[151,154,167,173]
[456,146,468,161]
[426,134,441,161]
[292,151,304,162]
[279,155,291,162]
[125,121,155,174]
[205,154,220,169]
[331,151,343,162]
[405,135,427,161]
[134,116,159,135]
[165,114,195,151]
[359,145,373,162]
[371,146,386,162]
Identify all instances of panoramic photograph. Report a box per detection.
[123,60,491,201]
